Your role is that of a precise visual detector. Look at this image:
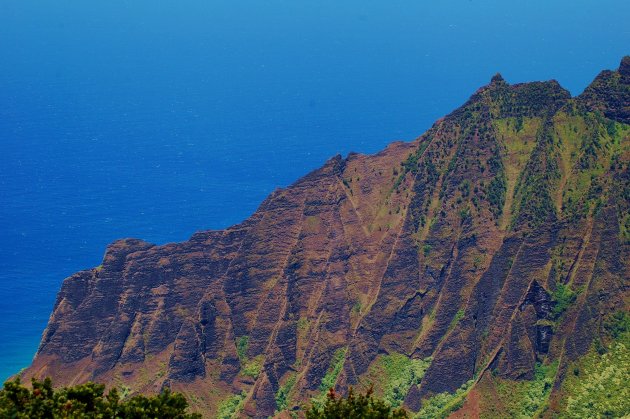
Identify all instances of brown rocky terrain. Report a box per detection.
[23,57,630,417]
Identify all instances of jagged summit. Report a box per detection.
[619,55,630,76]
[23,59,630,418]
[490,72,505,84]
[578,55,630,123]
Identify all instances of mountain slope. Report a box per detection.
[24,57,630,418]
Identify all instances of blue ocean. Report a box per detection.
[0,0,628,382]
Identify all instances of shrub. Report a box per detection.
[241,355,264,379]
[311,348,348,409]
[487,173,507,217]
[603,311,630,339]
[372,355,432,409]
[414,380,474,419]
[236,335,249,361]
[551,283,578,318]
[564,339,630,418]
[216,391,246,419]
[0,377,200,418]
[275,373,297,413]
[306,387,409,419]
[319,348,347,393]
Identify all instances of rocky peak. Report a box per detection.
[578,55,630,123]
[620,55,630,72]
[22,58,630,418]
[490,72,505,84]
[619,55,630,80]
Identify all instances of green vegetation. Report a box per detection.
[393,139,431,191]
[472,254,484,270]
[235,334,265,380]
[459,206,471,225]
[319,348,347,392]
[373,355,432,408]
[487,173,507,217]
[365,354,433,408]
[492,362,558,418]
[510,124,560,230]
[515,115,524,132]
[422,244,432,257]
[459,179,471,198]
[216,391,247,419]
[306,387,408,419]
[414,379,474,419]
[297,317,309,331]
[620,213,630,244]
[485,145,507,220]
[235,335,264,379]
[551,283,578,319]
[558,113,630,223]
[603,311,630,339]
[447,309,465,332]
[297,317,311,345]
[311,347,348,409]
[275,373,297,413]
[0,377,200,418]
[241,354,264,379]
[561,330,629,418]
[236,335,249,361]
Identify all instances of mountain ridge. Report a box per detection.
[23,57,630,418]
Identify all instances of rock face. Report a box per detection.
[25,58,629,417]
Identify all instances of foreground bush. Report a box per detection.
[0,377,201,418]
[306,386,409,418]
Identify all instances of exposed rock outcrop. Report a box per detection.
[24,57,630,418]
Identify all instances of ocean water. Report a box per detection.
[0,0,628,382]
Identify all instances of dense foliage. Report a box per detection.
[216,390,246,419]
[564,339,629,418]
[414,379,474,419]
[309,348,348,409]
[306,387,409,419]
[0,378,200,418]
[561,316,630,418]
[365,354,432,409]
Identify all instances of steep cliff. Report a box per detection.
[24,57,630,418]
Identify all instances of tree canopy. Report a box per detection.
[0,377,201,418]
[306,386,409,419]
